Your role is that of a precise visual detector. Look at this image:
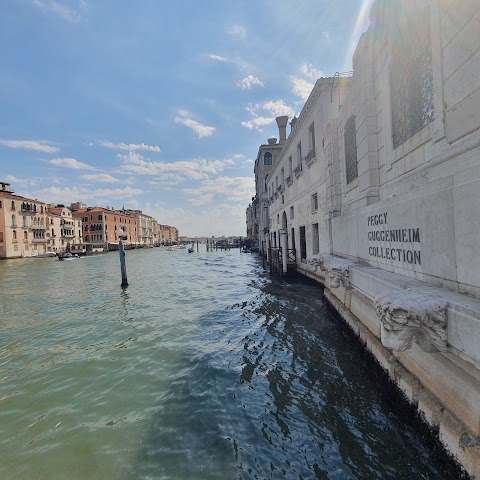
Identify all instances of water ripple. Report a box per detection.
[0,248,468,480]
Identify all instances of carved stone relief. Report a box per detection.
[374,288,448,353]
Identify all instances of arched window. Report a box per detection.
[11,214,16,227]
[264,152,272,165]
[264,174,268,193]
[98,215,103,221]
[24,231,27,240]
[390,7,433,149]
[23,216,27,227]
[41,206,44,213]
[11,201,15,210]
[13,230,17,240]
[344,115,358,184]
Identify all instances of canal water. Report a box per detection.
[0,247,467,480]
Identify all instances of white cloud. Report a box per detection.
[117,151,235,180]
[208,53,230,63]
[174,110,215,139]
[0,139,59,153]
[148,174,184,186]
[300,62,324,80]
[35,185,142,205]
[184,176,254,206]
[33,0,88,23]
[241,99,296,132]
[4,175,38,187]
[49,158,97,170]
[207,53,249,70]
[237,75,264,90]
[145,202,248,237]
[291,76,314,101]
[227,24,247,39]
[91,186,143,199]
[97,140,161,153]
[80,173,120,183]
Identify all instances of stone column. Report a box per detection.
[265,232,269,262]
[280,229,288,275]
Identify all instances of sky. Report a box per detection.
[0,0,373,237]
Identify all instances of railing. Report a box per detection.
[269,247,297,275]
[294,164,303,177]
[279,184,285,193]
[304,148,316,166]
[286,175,292,186]
[33,238,46,244]
[29,224,46,230]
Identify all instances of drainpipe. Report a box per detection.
[329,211,333,255]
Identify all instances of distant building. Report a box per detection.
[0,182,48,258]
[46,206,83,253]
[72,207,138,252]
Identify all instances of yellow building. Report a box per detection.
[0,182,47,258]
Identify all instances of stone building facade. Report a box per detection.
[0,182,48,258]
[249,0,480,475]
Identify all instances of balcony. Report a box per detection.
[304,148,316,167]
[294,164,303,178]
[279,184,285,193]
[286,175,293,186]
[33,238,47,244]
[29,224,46,231]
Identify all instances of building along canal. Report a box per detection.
[0,247,468,479]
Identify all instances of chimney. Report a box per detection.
[267,137,277,145]
[276,116,288,144]
[290,116,298,132]
[0,182,12,193]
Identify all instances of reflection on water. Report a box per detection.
[0,248,467,479]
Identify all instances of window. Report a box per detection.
[311,193,318,213]
[98,215,103,221]
[11,214,16,227]
[390,7,433,149]
[309,123,315,151]
[281,167,284,186]
[288,156,293,175]
[23,216,27,228]
[13,230,17,240]
[312,223,319,255]
[297,142,302,169]
[264,152,272,165]
[277,214,280,224]
[11,201,15,210]
[290,206,294,219]
[275,176,278,190]
[264,174,268,193]
[300,226,307,261]
[345,115,358,184]
[24,231,27,240]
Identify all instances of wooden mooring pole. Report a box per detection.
[119,237,128,287]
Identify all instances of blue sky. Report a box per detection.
[0,0,372,237]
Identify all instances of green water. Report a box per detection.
[0,248,467,479]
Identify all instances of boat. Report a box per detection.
[58,252,80,261]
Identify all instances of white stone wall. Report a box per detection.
[328,0,480,297]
